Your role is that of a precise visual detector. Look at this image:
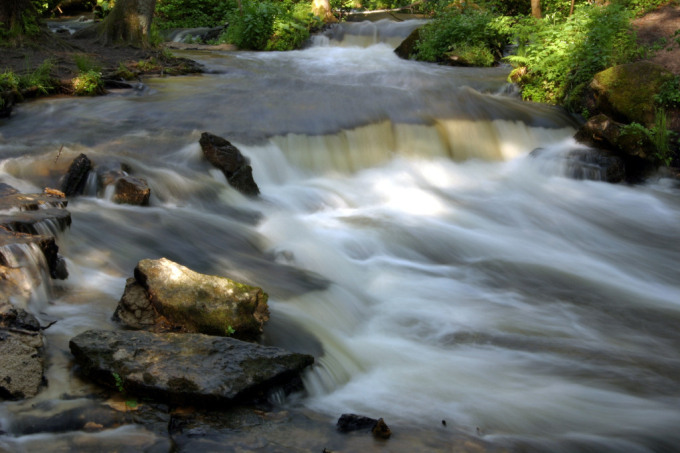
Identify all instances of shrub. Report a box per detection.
[414,8,511,66]
[72,69,104,96]
[265,3,321,51]
[155,0,238,29]
[506,3,641,106]
[225,1,279,50]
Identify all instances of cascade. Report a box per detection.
[0,19,678,453]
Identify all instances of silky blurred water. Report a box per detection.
[0,21,679,452]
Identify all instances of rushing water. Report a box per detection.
[1,20,680,452]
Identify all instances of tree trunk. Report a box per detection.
[0,0,39,37]
[312,0,336,23]
[74,0,157,47]
[531,0,542,18]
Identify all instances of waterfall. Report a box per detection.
[0,19,678,452]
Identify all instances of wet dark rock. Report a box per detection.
[530,147,626,183]
[199,132,260,196]
[96,162,130,194]
[60,153,92,196]
[0,91,16,118]
[113,257,269,341]
[372,418,392,439]
[11,404,125,435]
[112,176,151,206]
[227,165,260,197]
[69,329,314,407]
[574,114,657,181]
[0,227,68,280]
[0,183,19,196]
[337,413,391,438]
[394,27,421,60]
[0,191,68,211]
[0,302,46,401]
[564,149,627,183]
[0,208,72,236]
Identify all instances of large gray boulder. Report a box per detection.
[113,258,270,341]
[69,329,314,406]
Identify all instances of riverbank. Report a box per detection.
[0,21,202,115]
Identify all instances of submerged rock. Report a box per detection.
[573,114,656,181]
[113,258,270,341]
[0,302,46,400]
[69,329,314,406]
[0,227,68,280]
[199,132,260,197]
[394,27,421,60]
[337,413,391,439]
[112,176,150,206]
[530,146,626,183]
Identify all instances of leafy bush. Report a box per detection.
[72,69,104,95]
[266,3,321,51]
[654,76,680,109]
[414,8,512,65]
[155,0,238,29]
[224,1,279,50]
[506,3,641,106]
[621,109,676,166]
[19,59,54,94]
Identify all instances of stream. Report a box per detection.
[1,19,680,452]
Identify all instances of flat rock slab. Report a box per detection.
[69,329,314,407]
[0,192,67,211]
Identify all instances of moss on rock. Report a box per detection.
[589,61,675,127]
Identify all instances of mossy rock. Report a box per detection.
[589,61,675,127]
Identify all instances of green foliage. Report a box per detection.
[137,57,161,72]
[226,325,236,336]
[265,3,322,51]
[414,8,511,66]
[2,59,56,94]
[155,0,238,29]
[149,22,165,47]
[112,372,125,393]
[621,108,676,166]
[73,69,104,95]
[0,70,21,92]
[73,54,101,73]
[506,3,641,106]
[115,62,135,80]
[616,0,670,16]
[654,76,680,109]
[358,0,416,11]
[95,0,114,19]
[225,1,279,50]
[111,372,139,409]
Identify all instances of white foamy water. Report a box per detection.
[0,21,678,452]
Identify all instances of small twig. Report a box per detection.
[41,320,58,330]
[54,144,64,164]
